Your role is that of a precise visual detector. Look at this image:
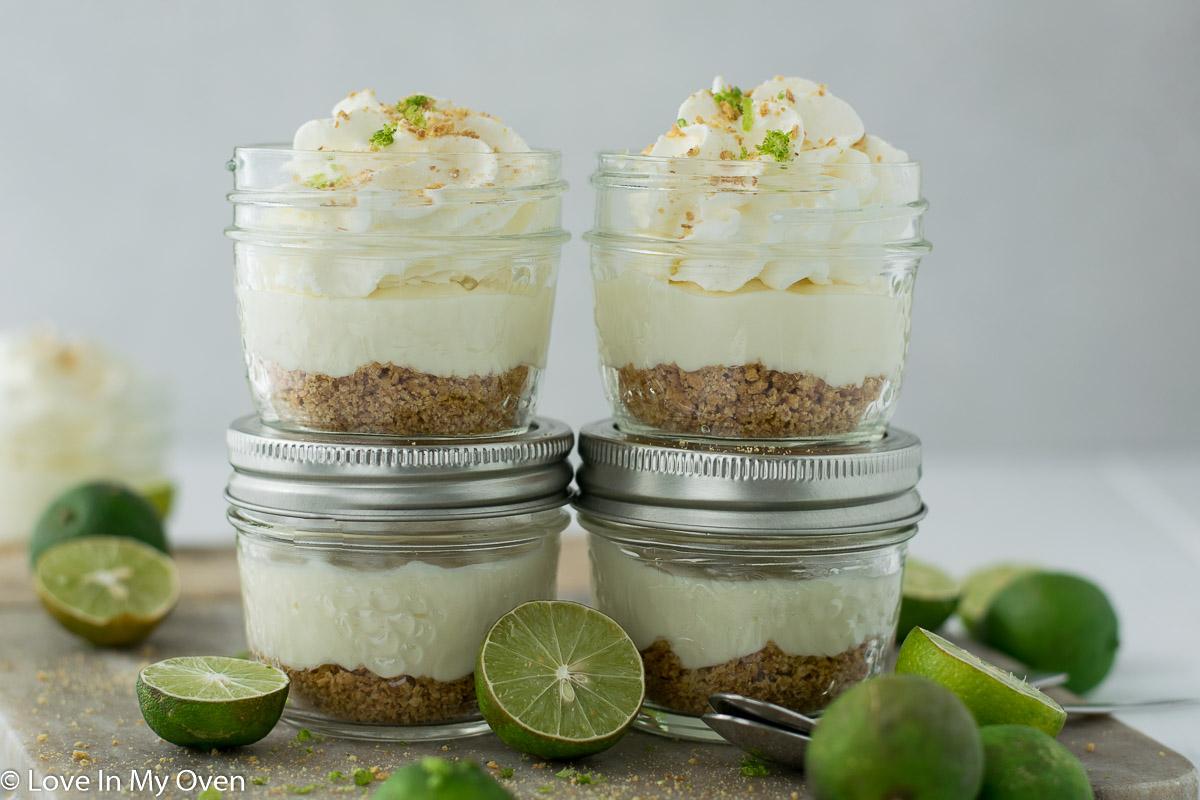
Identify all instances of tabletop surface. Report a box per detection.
[1,545,1197,800]
[162,443,1200,768]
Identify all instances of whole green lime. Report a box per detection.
[979,572,1119,693]
[372,758,512,799]
[805,675,984,800]
[978,725,1093,799]
[30,481,168,566]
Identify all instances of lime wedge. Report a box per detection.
[895,627,1066,736]
[34,536,179,646]
[476,601,644,759]
[957,563,1037,635]
[139,480,176,520]
[897,559,960,639]
[137,656,289,749]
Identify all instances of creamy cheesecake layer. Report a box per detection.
[238,283,555,378]
[590,535,900,670]
[238,540,558,682]
[594,270,908,385]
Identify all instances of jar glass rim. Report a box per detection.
[595,150,919,172]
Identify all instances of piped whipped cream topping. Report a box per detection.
[238,90,562,305]
[613,76,920,293]
[291,89,534,190]
[648,75,903,167]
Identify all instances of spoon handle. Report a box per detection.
[1063,698,1200,715]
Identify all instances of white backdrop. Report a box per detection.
[1,0,1198,451]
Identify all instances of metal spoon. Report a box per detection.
[700,713,811,769]
[704,691,1200,765]
[709,692,817,734]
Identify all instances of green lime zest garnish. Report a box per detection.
[302,173,335,189]
[369,123,396,149]
[740,755,771,777]
[740,96,754,131]
[398,94,433,129]
[712,84,745,109]
[757,129,794,163]
[676,118,688,128]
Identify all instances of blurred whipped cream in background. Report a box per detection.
[0,329,170,544]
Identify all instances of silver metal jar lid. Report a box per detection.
[574,421,925,534]
[226,416,573,521]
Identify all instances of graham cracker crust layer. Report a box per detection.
[616,363,885,439]
[266,361,532,436]
[641,639,878,716]
[282,663,476,725]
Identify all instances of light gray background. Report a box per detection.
[1,0,1198,452]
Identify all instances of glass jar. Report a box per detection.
[574,421,924,741]
[586,154,929,443]
[226,416,573,741]
[226,147,568,437]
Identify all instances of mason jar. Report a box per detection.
[586,154,929,442]
[226,146,568,437]
[225,416,573,741]
[574,421,924,741]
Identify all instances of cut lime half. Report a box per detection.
[897,559,960,639]
[476,600,644,759]
[895,627,1066,736]
[34,536,179,646]
[957,563,1037,636]
[137,656,289,749]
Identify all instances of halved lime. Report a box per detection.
[957,563,1037,635]
[476,601,644,759]
[895,627,1066,736]
[34,536,179,646]
[137,656,289,749]
[897,559,960,639]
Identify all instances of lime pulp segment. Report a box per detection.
[140,656,289,701]
[479,601,644,753]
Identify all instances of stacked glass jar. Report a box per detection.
[224,142,571,740]
[576,141,931,740]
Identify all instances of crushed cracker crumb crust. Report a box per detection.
[614,362,887,439]
[279,662,477,725]
[642,639,882,716]
[262,361,534,436]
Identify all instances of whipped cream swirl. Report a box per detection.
[613,76,922,293]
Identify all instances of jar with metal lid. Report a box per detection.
[574,421,924,742]
[225,416,573,741]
